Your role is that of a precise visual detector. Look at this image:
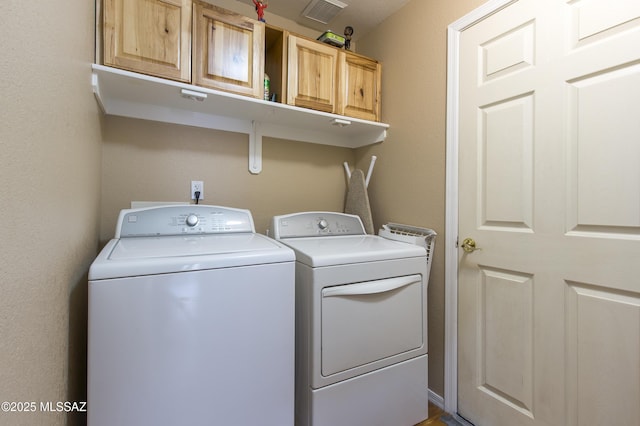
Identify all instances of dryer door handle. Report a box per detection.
[322,275,422,298]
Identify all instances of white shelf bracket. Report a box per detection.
[91,72,106,113]
[249,121,263,174]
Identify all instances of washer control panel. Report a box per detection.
[116,205,255,237]
[270,212,366,239]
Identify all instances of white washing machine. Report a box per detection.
[271,212,431,426]
[88,205,295,426]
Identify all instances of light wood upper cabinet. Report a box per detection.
[286,34,381,121]
[287,35,339,114]
[338,52,381,122]
[192,1,264,99]
[100,1,381,121]
[103,0,192,82]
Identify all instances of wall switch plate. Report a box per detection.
[191,180,204,200]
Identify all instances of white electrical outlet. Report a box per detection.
[191,180,204,200]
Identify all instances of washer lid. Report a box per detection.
[279,235,426,267]
[89,233,294,280]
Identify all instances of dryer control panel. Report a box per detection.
[116,205,255,237]
[271,212,366,239]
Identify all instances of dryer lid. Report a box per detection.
[279,234,426,267]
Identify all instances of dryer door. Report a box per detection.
[320,274,424,378]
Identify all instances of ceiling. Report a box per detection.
[235,0,410,42]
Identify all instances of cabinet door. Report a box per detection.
[338,52,381,121]
[193,2,264,98]
[287,35,338,113]
[103,0,192,82]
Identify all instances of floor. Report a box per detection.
[415,402,465,426]
[415,402,448,426]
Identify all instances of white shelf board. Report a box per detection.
[91,64,388,173]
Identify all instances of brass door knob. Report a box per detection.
[461,237,481,253]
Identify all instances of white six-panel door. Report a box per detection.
[456,0,640,424]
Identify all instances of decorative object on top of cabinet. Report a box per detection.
[287,34,339,114]
[252,0,268,23]
[193,1,265,99]
[338,51,381,122]
[317,30,345,48]
[344,26,353,51]
[103,0,192,83]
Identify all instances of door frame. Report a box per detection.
[443,0,518,416]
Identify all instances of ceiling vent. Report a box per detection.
[302,0,348,24]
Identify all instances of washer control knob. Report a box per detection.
[318,219,329,230]
[186,214,199,227]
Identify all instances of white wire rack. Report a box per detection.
[379,223,437,279]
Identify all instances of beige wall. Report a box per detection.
[0,1,102,425]
[356,0,486,397]
[100,118,355,239]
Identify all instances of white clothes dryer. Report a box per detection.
[271,212,430,426]
[88,205,295,426]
